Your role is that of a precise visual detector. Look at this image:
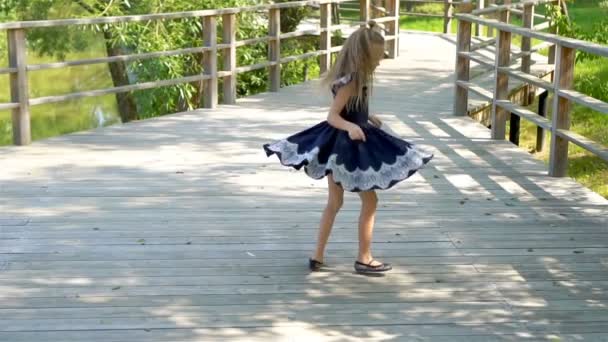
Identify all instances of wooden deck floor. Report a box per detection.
[1,33,608,341]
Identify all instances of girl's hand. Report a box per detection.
[369,115,382,128]
[348,125,366,142]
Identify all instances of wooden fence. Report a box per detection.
[454,0,608,177]
[0,0,400,145]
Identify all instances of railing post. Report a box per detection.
[503,0,511,23]
[222,13,237,104]
[549,45,575,177]
[320,3,332,75]
[536,90,548,152]
[443,0,453,34]
[7,28,31,145]
[386,0,400,58]
[510,2,535,146]
[491,20,511,140]
[360,0,371,26]
[521,4,534,75]
[269,8,281,92]
[475,0,485,36]
[487,0,496,37]
[372,0,385,18]
[203,15,218,108]
[453,2,473,116]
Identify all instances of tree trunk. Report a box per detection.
[102,29,138,123]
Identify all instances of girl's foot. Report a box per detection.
[354,259,392,273]
[309,258,325,271]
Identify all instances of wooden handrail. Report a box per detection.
[1,0,401,146]
[457,14,608,57]
[0,0,354,30]
[454,0,608,178]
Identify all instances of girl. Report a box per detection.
[263,21,433,274]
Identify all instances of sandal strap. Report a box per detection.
[356,260,384,268]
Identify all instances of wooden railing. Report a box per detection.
[0,0,400,146]
[454,0,608,177]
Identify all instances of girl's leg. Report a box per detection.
[312,175,344,262]
[357,190,383,266]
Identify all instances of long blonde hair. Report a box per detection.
[322,21,385,109]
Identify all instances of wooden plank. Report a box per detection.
[533,21,551,31]
[0,1,355,30]
[27,73,212,106]
[27,46,213,72]
[234,36,271,47]
[0,66,17,74]
[268,8,281,92]
[0,302,510,321]
[222,13,237,105]
[236,61,276,73]
[0,281,501,299]
[279,51,325,64]
[498,67,553,90]
[443,0,454,34]
[491,27,512,140]
[495,100,551,129]
[456,13,608,58]
[0,102,20,111]
[453,6,473,116]
[474,0,485,36]
[549,44,574,177]
[558,89,608,115]
[319,3,332,74]
[279,30,319,40]
[470,37,495,51]
[456,81,494,101]
[458,51,494,69]
[360,0,370,26]
[402,12,444,17]
[202,15,218,108]
[555,129,608,162]
[330,45,344,52]
[520,3,534,74]
[371,15,399,24]
[7,28,31,145]
[386,0,399,58]
[0,325,534,342]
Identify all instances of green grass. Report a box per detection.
[562,0,607,32]
[0,35,119,146]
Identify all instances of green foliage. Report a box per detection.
[1,0,320,118]
[544,3,608,62]
[274,0,313,33]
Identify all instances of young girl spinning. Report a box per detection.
[263,22,433,274]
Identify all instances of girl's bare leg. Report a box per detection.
[357,190,382,266]
[312,175,344,262]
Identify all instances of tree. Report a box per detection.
[2,0,319,121]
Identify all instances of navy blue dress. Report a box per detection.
[263,74,433,192]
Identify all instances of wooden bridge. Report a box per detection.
[1,1,608,341]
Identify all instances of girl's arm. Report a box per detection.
[327,83,366,141]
